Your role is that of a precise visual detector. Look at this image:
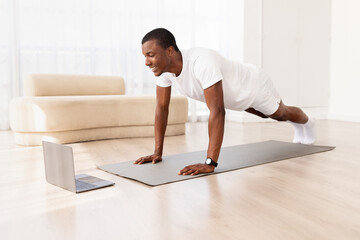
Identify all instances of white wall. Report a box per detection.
[329,0,360,121]
[228,0,331,123]
[261,0,331,109]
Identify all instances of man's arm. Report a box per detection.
[178,80,225,175]
[134,86,171,164]
[154,85,171,156]
[205,80,225,163]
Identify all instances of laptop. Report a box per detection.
[42,140,115,193]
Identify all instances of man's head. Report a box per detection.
[141,28,180,76]
[142,28,179,52]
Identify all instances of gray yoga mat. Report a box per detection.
[98,140,335,186]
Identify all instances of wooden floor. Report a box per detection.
[0,120,359,240]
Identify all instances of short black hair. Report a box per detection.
[142,28,180,52]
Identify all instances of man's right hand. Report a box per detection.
[133,153,162,165]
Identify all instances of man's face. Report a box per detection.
[142,40,171,77]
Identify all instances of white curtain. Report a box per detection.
[0,0,244,130]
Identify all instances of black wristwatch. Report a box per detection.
[205,157,218,167]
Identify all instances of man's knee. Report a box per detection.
[271,113,287,121]
[269,103,288,121]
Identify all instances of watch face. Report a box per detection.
[206,158,211,164]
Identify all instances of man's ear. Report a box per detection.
[167,46,174,56]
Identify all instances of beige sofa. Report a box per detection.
[9,74,188,146]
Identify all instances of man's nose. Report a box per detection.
[145,58,151,66]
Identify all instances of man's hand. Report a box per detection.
[133,154,162,164]
[178,163,215,176]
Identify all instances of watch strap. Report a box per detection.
[205,157,218,167]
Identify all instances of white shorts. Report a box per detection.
[250,70,281,116]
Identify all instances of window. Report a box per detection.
[0,0,243,129]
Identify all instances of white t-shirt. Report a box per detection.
[156,47,263,111]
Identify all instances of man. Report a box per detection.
[134,28,316,176]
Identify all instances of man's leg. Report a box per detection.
[269,101,316,144]
[249,69,316,144]
[245,108,269,119]
[269,101,307,123]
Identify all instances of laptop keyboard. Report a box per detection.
[76,180,97,191]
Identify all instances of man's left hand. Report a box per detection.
[178,163,215,176]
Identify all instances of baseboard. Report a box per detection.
[302,107,329,120]
[327,113,360,122]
